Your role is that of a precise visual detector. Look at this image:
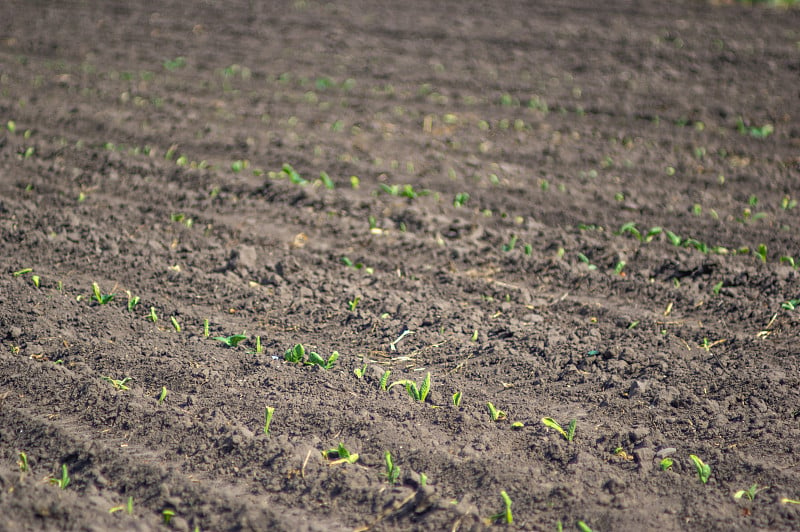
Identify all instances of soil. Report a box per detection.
[1,1,799,530]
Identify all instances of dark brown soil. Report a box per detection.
[1,1,800,530]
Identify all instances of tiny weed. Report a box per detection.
[384,451,400,484]
[280,163,307,185]
[162,509,175,525]
[389,372,431,402]
[379,370,391,390]
[264,406,275,435]
[50,464,70,489]
[125,291,140,312]
[486,402,507,421]
[91,282,115,304]
[102,376,132,391]
[452,391,462,407]
[353,361,368,378]
[689,454,711,484]
[148,306,158,322]
[502,234,518,252]
[322,443,359,465]
[157,386,168,404]
[348,296,361,312]
[170,316,181,332]
[488,490,513,524]
[109,496,134,515]
[734,484,769,501]
[215,333,248,348]
[781,299,800,310]
[453,192,470,207]
[18,452,29,472]
[541,417,577,442]
[659,457,674,471]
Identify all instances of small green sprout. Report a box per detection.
[781,299,800,310]
[470,329,479,342]
[215,333,248,348]
[148,306,158,322]
[281,163,307,185]
[665,230,682,246]
[102,376,132,391]
[734,484,769,501]
[487,490,513,524]
[614,261,626,276]
[348,296,361,312]
[7,120,16,133]
[379,370,391,390]
[125,291,140,312]
[780,256,797,268]
[659,458,674,471]
[162,509,175,525]
[577,252,597,270]
[50,464,70,489]
[384,451,400,484]
[284,343,305,363]
[712,281,723,295]
[453,192,470,207]
[523,243,533,255]
[689,454,711,484]
[541,417,576,442]
[388,372,431,402]
[755,244,768,263]
[109,496,134,515]
[577,521,594,532]
[31,275,40,288]
[91,282,115,304]
[307,350,340,369]
[253,335,263,354]
[264,406,275,435]
[511,422,524,430]
[231,160,248,173]
[18,452,29,472]
[13,268,32,277]
[353,361,368,378]
[158,386,168,404]
[419,473,428,487]
[203,319,210,337]
[781,195,797,210]
[782,498,800,505]
[487,402,507,421]
[502,234,518,252]
[452,391,462,407]
[170,316,181,332]
[319,171,335,189]
[322,443,359,465]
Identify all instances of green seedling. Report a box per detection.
[281,163,307,185]
[91,282,115,304]
[780,256,797,268]
[379,183,428,199]
[453,192,470,207]
[488,490,513,524]
[511,422,524,429]
[109,496,134,515]
[13,268,32,277]
[712,281,724,295]
[163,56,186,71]
[7,120,16,133]
[541,417,577,442]
[148,306,158,322]
[781,195,797,210]
[487,402,507,421]
[231,159,248,172]
[307,350,340,370]
[659,458,674,471]
[502,234,518,252]
[50,464,70,489]
[734,484,769,501]
[125,291,140,312]
[388,372,431,402]
[755,244,768,263]
[322,443,359,465]
[419,473,428,487]
[170,316,181,332]
[353,361,368,378]
[736,117,773,139]
[162,509,175,525]
[253,335,263,354]
[102,376,132,391]
[264,406,275,435]
[616,222,662,243]
[577,253,597,270]
[348,296,360,311]
[158,386,168,404]
[384,451,400,484]
[782,498,800,505]
[203,319,210,337]
[319,171,335,189]
[380,370,391,390]
[577,521,594,532]
[781,299,800,310]
[284,343,305,363]
[523,243,532,255]
[30,275,40,288]
[18,452,29,472]
[215,333,248,348]
[689,454,711,484]
[614,261,626,276]
[470,329,479,342]
[665,230,682,246]
[452,391,462,407]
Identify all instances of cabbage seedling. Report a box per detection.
[13,268,32,277]
[102,376,132,391]
[541,417,576,442]
[91,282,114,304]
[487,402,507,421]
[109,496,134,515]
[452,391,462,406]
[17,452,28,472]
[307,350,339,369]
[157,386,168,404]
[50,464,70,489]
[577,521,594,532]
[215,333,248,348]
[659,458,673,471]
[264,406,275,435]
[388,372,431,402]
[379,370,391,390]
[322,443,359,465]
[384,451,400,484]
[170,316,181,332]
[284,343,305,363]
[689,454,711,484]
[488,490,513,524]
[125,291,140,312]
[353,362,367,378]
[162,509,175,525]
[148,306,158,322]
[734,484,768,501]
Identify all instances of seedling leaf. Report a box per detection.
[689,454,711,484]
[215,334,248,347]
